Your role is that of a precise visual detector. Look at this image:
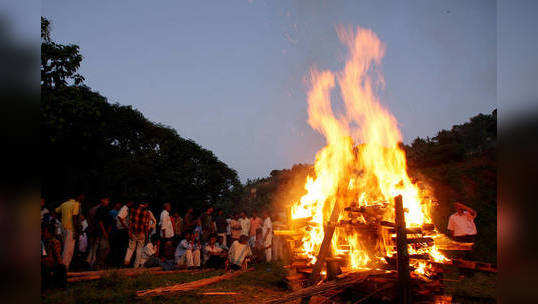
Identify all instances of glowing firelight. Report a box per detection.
[290,26,446,271]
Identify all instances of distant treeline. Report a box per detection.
[243,110,497,262]
[405,110,496,262]
[41,17,242,212]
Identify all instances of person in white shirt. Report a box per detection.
[204,235,227,268]
[447,202,477,243]
[262,211,273,262]
[227,235,252,271]
[159,203,174,240]
[239,211,251,237]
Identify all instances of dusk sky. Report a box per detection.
[38,1,501,182]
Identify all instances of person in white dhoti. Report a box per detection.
[174,232,201,268]
[261,211,273,262]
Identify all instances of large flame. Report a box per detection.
[291,26,445,271]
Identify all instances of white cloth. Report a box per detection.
[204,244,223,263]
[116,205,129,230]
[78,233,88,252]
[262,217,273,262]
[140,243,156,265]
[159,210,174,239]
[62,229,75,269]
[81,219,88,232]
[228,240,252,266]
[124,233,146,268]
[205,244,223,255]
[447,211,477,236]
[239,217,251,236]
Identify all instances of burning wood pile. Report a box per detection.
[269,26,495,303]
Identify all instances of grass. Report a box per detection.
[42,262,497,303]
[42,262,290,304]
[443,271,497,303]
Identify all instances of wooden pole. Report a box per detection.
[311,197,341,283]
[300,186,346,304]
[394,195,411,304]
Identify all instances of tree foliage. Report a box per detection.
[41,18,242,212]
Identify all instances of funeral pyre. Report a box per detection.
[281,26,453,282]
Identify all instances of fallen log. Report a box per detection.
[136,270,249,297]
[198,292,239,295]
[68,268,212,283]
[264,270,376,304]
[67,267,161,277]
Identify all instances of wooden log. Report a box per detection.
[290,261,310,269]
[388,227,424,235]
[310,197,341,283]
[326,259,342,281]
[67,267,161,277]
[198,292,239,295]
[297,268,313,275]
[380,221,396,227]
[136,270,249,297]
[407,237,434,245]
[390,236,434,245]
[452,259,497,273]
[325,257,346,263]
[67,268,211,283]
[394,195,411,304]
[264,270,375,304]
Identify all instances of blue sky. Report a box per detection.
[37,1,502,181]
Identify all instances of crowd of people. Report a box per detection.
[41,194,275,289]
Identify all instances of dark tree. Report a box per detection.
[41,17,242,213]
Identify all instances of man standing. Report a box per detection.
[239,211,251,238]
[447,202,477,243]
[201,207,214,243]
[54,194,82,270]
[172,212,183,240]
[184,208,195,232]
[112,201,133,266]
[215,209,228,248]
[90,197,112,268]
[86,197,107,267]
[124,202,150,268]
[262,211,273,262]
[229,213,242,244]
[249,211,263,246]
[159,203,174,241]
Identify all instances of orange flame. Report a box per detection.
[290,26,446,270]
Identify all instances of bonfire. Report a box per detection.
[287,25,449,279]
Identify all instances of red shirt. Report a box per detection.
[129,207,149,235]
